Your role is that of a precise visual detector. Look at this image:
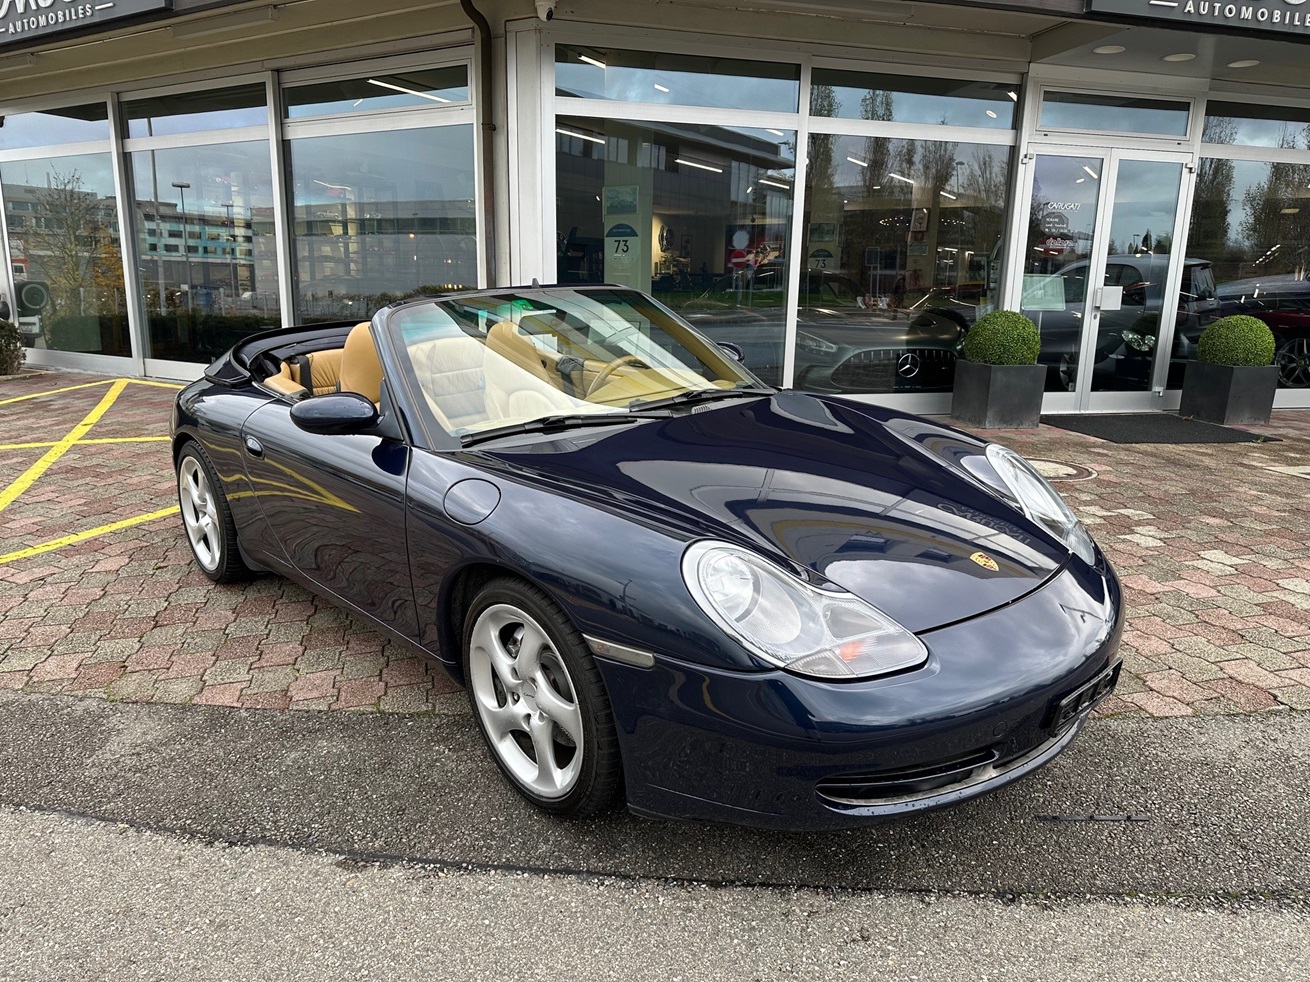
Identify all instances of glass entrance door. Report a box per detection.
[1014,148,1196,412]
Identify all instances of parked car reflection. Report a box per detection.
[676,265,967,393]
[1215,275,1310,389]
[1020,255,1220,391]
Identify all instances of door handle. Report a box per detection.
[244,436,264,459]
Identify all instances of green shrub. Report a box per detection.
[1197,314,1275,367]
[0,319,24,375]
[962,310,1041,366]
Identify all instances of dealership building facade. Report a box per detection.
[2,0,1309,415]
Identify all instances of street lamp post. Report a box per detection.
[171,181,193,313]
[223,201,237,307]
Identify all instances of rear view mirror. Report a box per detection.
[290,392,379,435]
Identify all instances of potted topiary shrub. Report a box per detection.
[0,319,25,377]
[1179,314,1277,425]
[951,310,1045,428]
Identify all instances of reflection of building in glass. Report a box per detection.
[133,196,275,313]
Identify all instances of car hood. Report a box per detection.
[474,392,1069,633]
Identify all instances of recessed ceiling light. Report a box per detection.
[1227,59,1260,68]
[1093,45,1126,55]
[986,109,998,118]
[1163,53,1196,62]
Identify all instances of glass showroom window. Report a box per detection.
[283,64,478,324]
[124,84,280,363]
[0,102,129,358]
[286,126,477,323]
[556,117,797,386]
[795,67,1016,396]
[1188,152,1310,391]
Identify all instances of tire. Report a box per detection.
[1275,335,1310,388]
[176,441,251,583]
[463,577,621,817]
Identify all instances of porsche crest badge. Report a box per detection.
[969,551,999,572]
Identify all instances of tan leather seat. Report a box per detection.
[408,334,582,433]
[339,322,383,405]
[488,318,561,387]
[265,349,345,397]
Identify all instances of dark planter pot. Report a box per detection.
[951,360,1046,429]
[1179,361,1278,425]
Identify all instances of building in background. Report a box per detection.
[1,0,1308,414]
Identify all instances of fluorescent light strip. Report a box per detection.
[578,54,608,69]
[887,172,914,185]
[766,128,785,136]
[846,156,869,167]
[1082,165,1099,180]
[939,190,957,200]
[759,178,790,189]
[556,127,607,145]
[676,157,723,173]
[367,79,452,104]
[653,83,670,93]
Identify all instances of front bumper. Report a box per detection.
[595,558,1122,830]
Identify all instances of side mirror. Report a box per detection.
[717,341,745,362]
[290,392,379,435]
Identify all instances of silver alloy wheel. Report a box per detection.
[1276,337,1310,388]
[178,456,221,572]
[468,603,584,799]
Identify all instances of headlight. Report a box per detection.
[796,331,838,355]
[681,541,927,679]
[985,443,1096,564]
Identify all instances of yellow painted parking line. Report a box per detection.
[0,505,179,565]
[0,379,128,513]
[127,379,185,390]
[0,379,118,406]
[0,436,169,451]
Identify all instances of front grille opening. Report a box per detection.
[829,348,957,392]
[817,746,1000,803]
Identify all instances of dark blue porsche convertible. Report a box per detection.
[171,285,1123,830]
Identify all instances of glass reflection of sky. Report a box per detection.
[1105,159,1182,254]
[1040,91,1189,137]
[285,69,470,119]
[0,107,109,150]
[812,70,1015,129]
[126,86,269,138]
[556,46,799,113]
[0,152,117,196]
[1203,103,1310,149]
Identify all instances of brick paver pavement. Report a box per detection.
[2,369,1309,718]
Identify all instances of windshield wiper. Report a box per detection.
[631,386,774,412]
[458,411,669,447]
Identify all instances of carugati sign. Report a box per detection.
[1,0,171,46]
[1089,0,1310,36]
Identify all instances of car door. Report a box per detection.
[238,400,418,640]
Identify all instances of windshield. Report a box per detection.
[386,287,764,438]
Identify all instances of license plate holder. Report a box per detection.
[1049,661,1121,734]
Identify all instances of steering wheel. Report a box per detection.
[586,354,649,397]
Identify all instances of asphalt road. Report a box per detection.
[2,692,1308,979]
[2,805,1307,982]
[0,691,1307,900]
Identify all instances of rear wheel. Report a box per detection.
[463,578,621,817]
[176,442,251,583]
[1275,335,1310,388]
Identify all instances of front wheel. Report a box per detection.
[176,442,251,583]
[1275,335,1310,388]
[463,578,621,817]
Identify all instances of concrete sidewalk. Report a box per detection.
[2,369,1309,719]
